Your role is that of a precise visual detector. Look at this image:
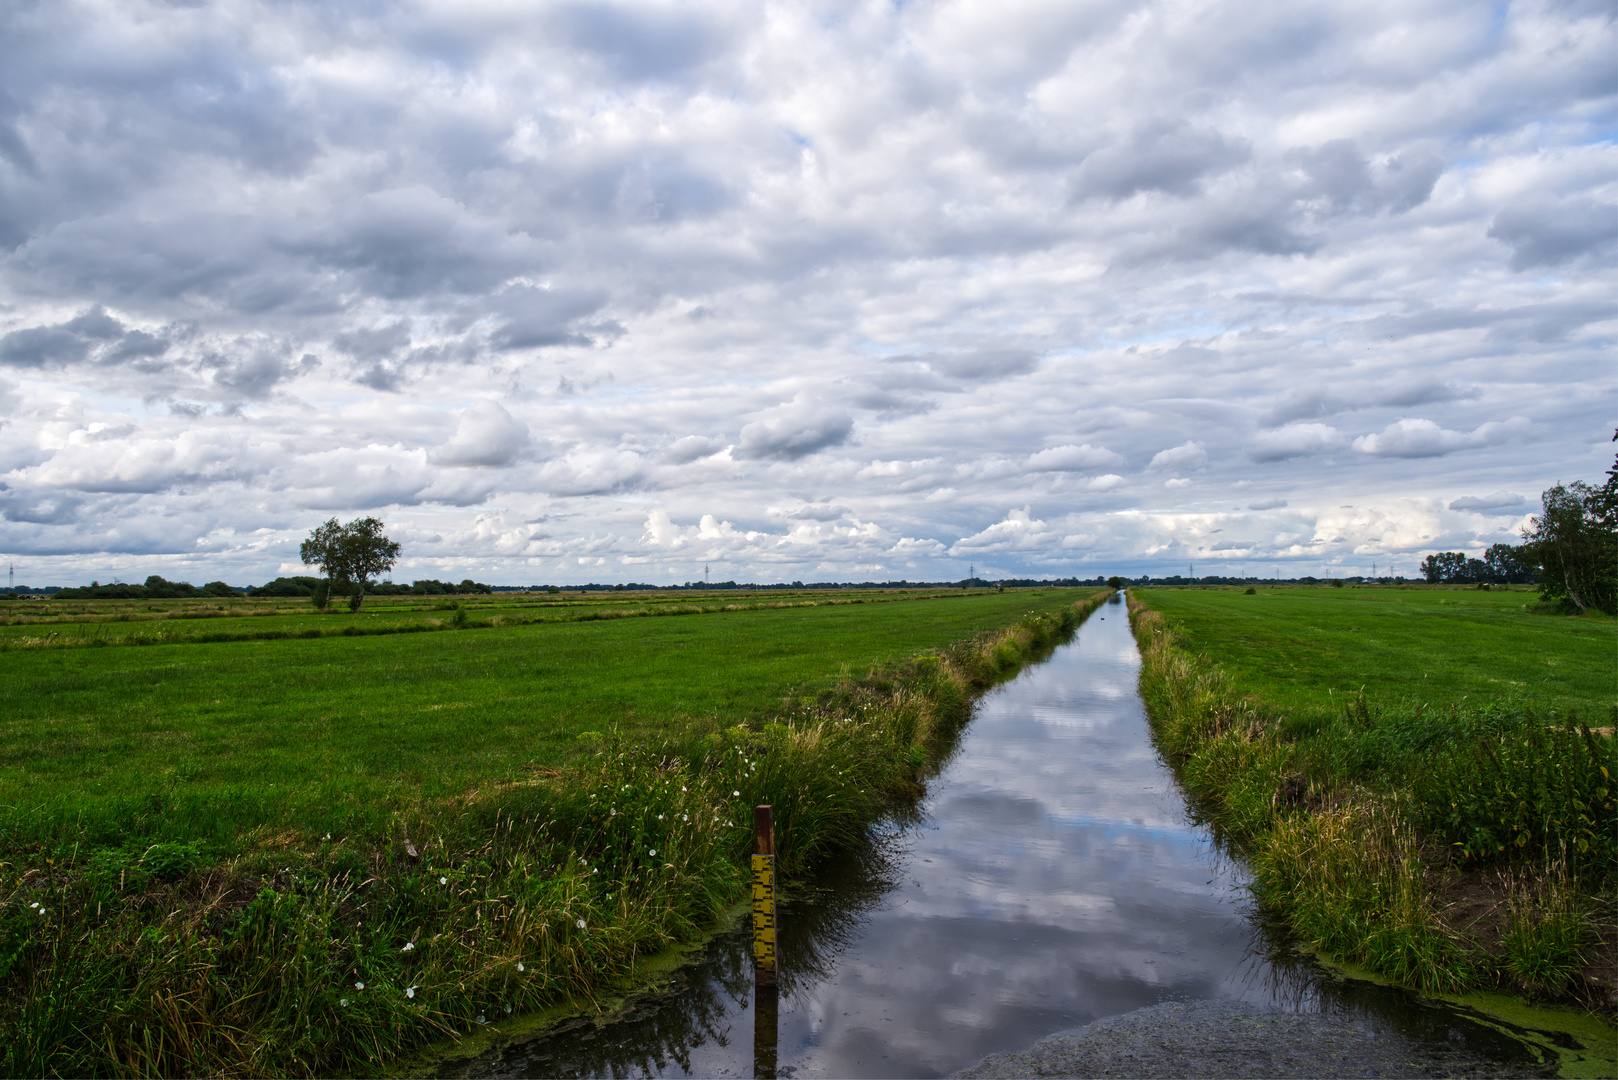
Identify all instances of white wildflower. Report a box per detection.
[477,1014,487,1024]
[340,998,349,1007]
[406,987,416,999]
[401,942,415,953]
[517,962,525,972]
[575,918,587,930]
[355,981,365,990]
[648,849,657,857]
[440,876,448,885]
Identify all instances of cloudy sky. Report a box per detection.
[0,0,1612,586]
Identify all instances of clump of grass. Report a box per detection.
[1251,801,1471,994]
[1501,862,1593,997]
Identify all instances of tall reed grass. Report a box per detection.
[0,591,1108,1076]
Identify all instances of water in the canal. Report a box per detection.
[467,594,1536,1078]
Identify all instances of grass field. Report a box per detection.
[0,586,977,649]
[0,588,1085,849]
[1136,585,1614,717]
[1129,586,1616,1034]
[0,587,1109,1076]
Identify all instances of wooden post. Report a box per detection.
[752,805,776,987]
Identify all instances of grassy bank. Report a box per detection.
[1,588,1108,1076]
[1127,588,1615,1023]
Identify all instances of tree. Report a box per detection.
[1523,480,1617,614]
[299,517,402,612]
[1482,543,1535,585]
[299,518,347,611]
[1106,575,1123,589]
[339,518,402,611]
[1420,551,1466,583]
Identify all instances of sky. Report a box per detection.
[0,0,1613,587]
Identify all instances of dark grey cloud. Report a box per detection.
[1260,388,1337,427]
[488,284,615,351]
[613,155,733,224]
[665,435,726,463]
[62,305,124,339]
[0,305,140,367]
[207,349,315,399]
[1247,423,1341,463]
[105,329,171,363]
[1448,492,1527,513]
[0,325,88,367]
[335,322,411,363]
[1288,140,1441,215]
[292,188,544,300]
[0,487,84,525]
[736,402,854,461]
[1489,197,1618,271]
[1070,121,1250,201]
[778,502,849,521]
[555,3,729,82]
[1374,379,1472,408]
[919,349,1040,382]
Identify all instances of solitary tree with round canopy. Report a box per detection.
[299,516,401,612]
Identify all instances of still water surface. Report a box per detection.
[471,594,1531,1078]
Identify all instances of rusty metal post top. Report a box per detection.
[754,804,774,856]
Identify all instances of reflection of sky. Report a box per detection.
[530,606,1272,1078]
[761,607,1268,1078]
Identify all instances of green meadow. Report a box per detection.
[0,587,1108,1076]
[1130,586,1616,1045]
[1137,585,1614,716]
[1,589,1083,839]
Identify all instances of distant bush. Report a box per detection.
[247,576,322,598]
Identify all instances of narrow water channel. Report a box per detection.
[464,595,1537,1078]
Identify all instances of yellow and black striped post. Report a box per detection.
[752,805,776,987]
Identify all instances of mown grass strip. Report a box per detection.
[1126,591,1616,1031]
[0,588,1007,651]
[1,590,1108,1076]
